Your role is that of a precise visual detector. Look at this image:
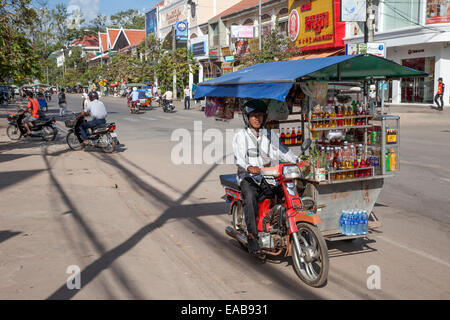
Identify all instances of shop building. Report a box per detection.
[344,0,450,107]
[206,0,290,78]
[287,0,346,59]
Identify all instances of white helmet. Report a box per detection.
[133,87,137,91]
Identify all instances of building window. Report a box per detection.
[261,14,272,23]
[401,57,435,104]
[243,18,254,26]
[382,1,420,31]
[278,8,289,18]
[279,20,288,38]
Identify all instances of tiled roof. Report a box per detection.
[124,29,145,47]
[70,35,99,48]
[107,29,121,48]
[99,33,107,52]
[211,0,272,20]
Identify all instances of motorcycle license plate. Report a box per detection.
[110,132,118,138]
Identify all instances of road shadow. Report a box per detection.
[326,237,378,258]
[0,230,22,244]
[0,153,32,163]
[0,169,46,191]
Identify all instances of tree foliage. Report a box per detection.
[110,9,145,29]
[0,0,41,82]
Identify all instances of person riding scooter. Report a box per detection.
[23,91,41,136]
[233,99,309,257]
[129,87,139,110]
[77,91,107,146]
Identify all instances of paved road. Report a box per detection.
[0,95,448,299]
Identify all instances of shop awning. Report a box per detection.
[194,54,427,101]
[287,48,345,60]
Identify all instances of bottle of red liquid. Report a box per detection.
[280,128,285,145]
[337,106,343,127]
[353,158,359,178]
[360,159,366,177]
[291,128,297,144]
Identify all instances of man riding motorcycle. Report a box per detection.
[77,91,107,145]
[129,86,139,110]
[23,91,41,136]
[233,99,309,257]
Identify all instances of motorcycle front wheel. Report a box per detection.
[42,125,57,141]
[291,223,329,287]
[7,125,21,140]
[66,132,83,151]
[101,134,116,153]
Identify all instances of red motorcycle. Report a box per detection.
[221,141,329,287]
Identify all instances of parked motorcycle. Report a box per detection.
[65,113,118,153]
[162,99,175,113]
[221,139,329,287]
[6,110,57,141]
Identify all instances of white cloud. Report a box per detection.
[67,0,100,26]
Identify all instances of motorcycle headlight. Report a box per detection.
[282,165,301,179]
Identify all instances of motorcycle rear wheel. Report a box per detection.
[66,132,83,151]
[42,125,57,141]
[291,223,329,287]
[231,201,248,250]
[101,134,116,153]
[6,125,21,140]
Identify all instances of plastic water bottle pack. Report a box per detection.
[339,210,369,236]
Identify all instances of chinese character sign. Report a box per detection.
[426,0,450,24]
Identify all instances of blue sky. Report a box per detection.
[45,0,159,22]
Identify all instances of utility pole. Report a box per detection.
[258,0,262,51]
[365,0,375,44]
[172,25,177,100]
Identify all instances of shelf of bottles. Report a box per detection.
[370,115,400,175]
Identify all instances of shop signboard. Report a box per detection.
[225,56,235,62]
[289,0,344,51]
[340,0,366,22]
[345,43,358,55]
[176,20,188,40]
[230,25,254,38]
[192,42,205,56]
[209,51,219,59]
[366,42,386,58]
[426,0,450,24]
[145,9,157,35]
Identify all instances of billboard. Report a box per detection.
[230,25,254,38]
[145,9,157,35]
[176,20,188,40]
[426,0,450,24]
[340,0,366,22]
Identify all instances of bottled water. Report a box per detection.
[352,211,360,235]
[356,211,363,235]
[339,211,345,234]
[348,211,354,235]
[362,210,369,234]
[343,211,349,235]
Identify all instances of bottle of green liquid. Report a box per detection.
[385,149,390,172]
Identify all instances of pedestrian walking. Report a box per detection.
[434,77,445,111]
[58,88,67,117]
[184,85,191,110]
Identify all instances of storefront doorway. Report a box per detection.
[401,57,435,103]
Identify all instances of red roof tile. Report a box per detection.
[107,29,121,48]
[70,35,99,47]
[123,30,145,47]
[99,33,107,52]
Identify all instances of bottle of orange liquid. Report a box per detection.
[285,128,291,145]
[296,127,302,144]
[331,107,337,127]
[389,148,397,171]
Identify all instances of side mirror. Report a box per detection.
[301,138,312,152]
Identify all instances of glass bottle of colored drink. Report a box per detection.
[280,128,285,145]
[291,128,297,144]
[285,128,291,145]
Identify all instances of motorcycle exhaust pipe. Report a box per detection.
[225,226,248,247]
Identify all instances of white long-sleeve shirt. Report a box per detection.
[233,128,299,182]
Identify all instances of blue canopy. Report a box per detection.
[194,54,427,101]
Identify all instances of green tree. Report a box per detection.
[110,9,145,29]
[242,19,301,67]
[90,14,108,33]
[0,0,41,82]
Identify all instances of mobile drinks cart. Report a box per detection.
[194,54,426,241]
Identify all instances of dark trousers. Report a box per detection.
[434,94,443,109]
[240,177,263,237]
[80,119,106,141]
[184,96,190,109]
